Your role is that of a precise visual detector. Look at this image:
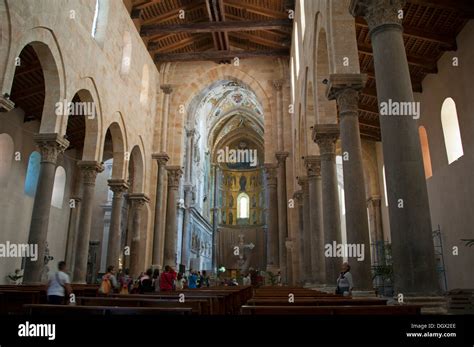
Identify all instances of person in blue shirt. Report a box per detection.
[188,270,198,289]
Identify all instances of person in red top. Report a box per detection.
[159,265,177,291]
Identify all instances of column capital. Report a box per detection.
[326,74,367,116]
[367,195,382,205]
[152,152,170,166]
[285,239,294,250]
[165,166,183,188]
[186,128,196,137]
[34,133,69,164]
[77,161,104,186]
[275,151,289,164]
[128,193,150,210]
[293,190,303,202]
[313,124,339,159]
[304,155,321,178]
[350,0,406,33]
[108,179,129,196]
[0,94,15,112]
[297,175,308,190]
[161,84,173,94]
[271,79,284,91]
[264,163,277,187]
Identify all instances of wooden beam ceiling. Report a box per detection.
[155,49,289,62]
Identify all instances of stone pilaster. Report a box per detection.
[264,163,279,273]
[160,84,173,153]
[163,166,183,268]
[106,179,128,270]
[350,0,439,295]
[23,133,69,284]
[151,152,169,267]
[73,161,104,283]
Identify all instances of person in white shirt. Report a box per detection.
[242,273,251,286]
[47,261,72,305]
[336,262,354,296]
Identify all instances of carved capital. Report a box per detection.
[34,133,69,164]
[313,124,339,160]
[108,179,129,198]
[275,151,289,165]
[186,128,196,137]
[304,155,321,178]
[350,0,406,33]
[264,163,278,187]
[271,79,284,91]
[0,94,15,112]
[128,193,150,210]
[77,161,104,186]
[166,166,183,188]
[297,176,308,190]
[293,190,303,202]
[161,84,173,95]
[152,152,170,166]
[326,74,366,117]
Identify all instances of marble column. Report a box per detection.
[128,193,150,277]
[65,196,81,271]
[275,151,289,283]
[151,152,169,267]
[163,166,183,268]
[181,184,194,269]
[350,0,439,295]
[313,125,342,285]
[327,74,372,290]
[293,190,304,285]
[73,161,104,283]
[264,164,279,273]
[305,156,326,284]
[297,176,311,284]
[23,133,69,283]
[106,179,128,269]
[160,84,173,153]
[367,195,384,265]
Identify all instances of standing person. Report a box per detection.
[159,265,177,291]
[336,262,354,296]
[139,268,154,293]
[119,268,133,294]
[201,270,210,287]
[188,270,198,289]
[152,268,160,291]
[175,273,186,290]
[47,261,72,305]
[99,265,119,295]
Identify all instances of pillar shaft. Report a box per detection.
[264,164,279,272]
[305,156,326,284]
[163,166,183,268]
[73,161,104,283]
[293,190,304,285]
[23,134,69,283]
[298,176,311,284]
[128,194,149,277]
[276,152,289,283]
[160,85,173,152]
[151,153,169,267]
[106,179,128,269]
[181,184,194,268]
[327,75,372,290]
[367,196,384,265]
[314,125,342,285]
[350,0,438,295]
[65,197,81,272]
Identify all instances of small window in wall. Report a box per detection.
[300,0,306,41]
[51,166,66,208]
[382,165,388,207]
[418,126,433,179]
[237,192,249,219]
[0,133,14,186]
[121,31,132,75]
[91,0,109,42]
[25,151,41,197]
[290,57,295,103]
[140,64,150,105]
[91,0,100,38]
[441,97,464,164]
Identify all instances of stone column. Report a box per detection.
[181,184,194,268]
[297,176,311,284]
[106,179,128,269]
[160,84,173,153]
[163,166,183,268]
[65,196,81,271]
[350,0,439,295]
[285,239,294,285]
[128,193,150,277]
[313,125,342,285]
[272,80,284,150]
[151,153,169,267]
[327,74,372,290]
[23,133,69,283]
[264,164,279,273]
[275,151,289,283]
[367,196,384,265]
[305,156,326,284]
[73,161,104,283]
[292,190,304,285]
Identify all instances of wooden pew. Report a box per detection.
[246,298,388,306]
[24,304,193,316]
[241,305,421,315]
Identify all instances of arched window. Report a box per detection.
[25,151,41,197]
[140,64,150,105]
[300,0,306,41]
[51,166,66,208]
[0,133,14,186]
[91,0,109,42]
[120,31,132,75]
[441,97,464,164]
[382,165,388,207]
[91,0,100,38]
[237,192,249,219]
[290,57,295,103]
[418,126,433,178]
[294,24,300,76]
